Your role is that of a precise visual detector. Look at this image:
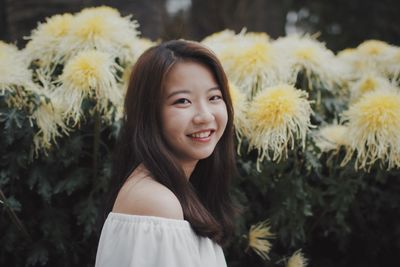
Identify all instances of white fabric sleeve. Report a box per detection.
[95,212,227,267]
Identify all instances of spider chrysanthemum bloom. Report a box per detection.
[286,250,308,267]
[273,35,342,90]
[349,73,393,101]
[31,95,69,153]
[229,82,248,139]
[342,89,400,170]
[25,13,75,71]
[336,48,365,80]
[128,38,157,63]
[246,220,274,261]
[1,42,31,89]
[382,45,400,82]
[338,40,397,79]
[246,84,313,170]
[55,50,122,125]
[59,6,140,65]
[357,40,392,58]
[314,124,349,153]
[0,41,39,108]
[218,31,290,98]
[201,29,237,56]
[121,37,157,89]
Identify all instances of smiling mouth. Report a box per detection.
[187,130,215,139]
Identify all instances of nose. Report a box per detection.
[193,106,214,125]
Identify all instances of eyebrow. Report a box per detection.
[167,86,220,99]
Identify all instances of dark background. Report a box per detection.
[1,0,399,51]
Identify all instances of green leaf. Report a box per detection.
[4,196,21,212]
[27,243,49,266]
[54,168,90,195]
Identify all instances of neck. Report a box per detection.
[181,160,198,180]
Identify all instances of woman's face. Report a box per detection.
[161,61,228,172]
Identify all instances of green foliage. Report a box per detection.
[0,92,113,266]
[2,65,399,267]
[1,40,399,267]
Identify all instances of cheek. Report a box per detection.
[162,109,191,135]
[217,105,228,133]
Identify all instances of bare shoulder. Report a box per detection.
[112,173,184,220]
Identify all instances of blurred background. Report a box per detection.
[1,0,399,51]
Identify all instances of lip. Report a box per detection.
[187,129,215,142]
[188,128,216,135]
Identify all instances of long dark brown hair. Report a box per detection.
[108,40,239,246]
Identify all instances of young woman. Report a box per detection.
[95,40,239,267]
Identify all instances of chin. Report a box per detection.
[198,151,215,160]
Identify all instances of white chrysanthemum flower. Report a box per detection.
[337,40,397,80]
[349,72,393,101]
[1,42,67,150]
[229,82,248,137]
[273,34,342,91]
[54,50,123,125]
[31,94,69,153]
[342,89,400,170]
[286,250,308,267]
[116,38,157,122]
[0,41,40,108]
[314,124,349,152]
[336,48,364,80]
[122,38,157,88]
[1,41,32,91]
[246,220,274,261]
[381,45,400,82]
[201,29,241,56]
[357,40,393,58]
[128,38,157,63]
[246,84,314,170]
[58,6,140,65]
[216,31,291,98]
[24,13,75,71]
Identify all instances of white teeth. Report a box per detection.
[190,131,211,138]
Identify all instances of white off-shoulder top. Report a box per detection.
[95,212,227,267]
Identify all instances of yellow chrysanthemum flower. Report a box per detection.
[1,41,31,90]
[273,35,342,90]
[31,95,69,153]
[122,37,158,87]
[246,220,274,261]
[25,13,75,70]
[215,31,290,98]
[382,45,400,81]
[338,40,397,79]
[336,47,364,80]
[129,37,157,63]
[342,89,400,170]
[314,124,349,152]
[349,73,393,101]
[55,50,123,124]
[201,29,237,56]
[286,250,308,267]
[357,40,391,57]
[59,6,140,65]
[0,41,39,108]
[229,82,248,136]
[246,84,313,170]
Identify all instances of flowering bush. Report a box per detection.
[1,6,400,267]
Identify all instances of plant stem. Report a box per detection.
[93,110,101,180]
[0,188,31,240]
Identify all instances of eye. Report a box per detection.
[173,98,191,105]
[210,95,223,101]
